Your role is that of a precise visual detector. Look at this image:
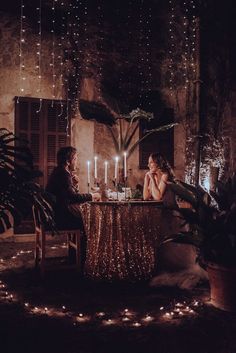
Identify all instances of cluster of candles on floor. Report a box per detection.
[0,246,203,328]
[86,153,128,191]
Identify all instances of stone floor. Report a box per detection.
[0,241,236,353]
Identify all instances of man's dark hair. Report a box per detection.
[57,146,77,166]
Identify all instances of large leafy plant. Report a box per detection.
[165,176,236,267]
[0,128,55,234]
[79,99,177,159]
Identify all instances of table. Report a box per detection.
[79,200,169,281]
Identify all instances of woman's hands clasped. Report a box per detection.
[91,192,101,201]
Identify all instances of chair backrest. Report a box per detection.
[32,205,43,233]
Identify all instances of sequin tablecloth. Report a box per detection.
[79,201,164,281]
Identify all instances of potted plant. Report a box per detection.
[164,175,236,311]
[79,99,177,185]
[0,128,55,234]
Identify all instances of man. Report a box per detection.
[46,146,101,269]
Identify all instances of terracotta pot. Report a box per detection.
[207,262,236,312]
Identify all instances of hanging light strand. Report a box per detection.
[183,1,189,89]
[137,0,145,106]
[144,5,152,108]
[168,0,175,95]
[189,0,197,79]
[57,1,67,117]
[51,0,56,103]
[18,0,26,99]
[36,0,42,113]
[64,2,73,136]
[97,2,104,101]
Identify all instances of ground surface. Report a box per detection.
[0,241,236,353]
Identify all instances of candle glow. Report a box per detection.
[94,156,98,179]
[104,161,108,184]
[87,160,90,184]
[114,156,119,180]
[124,152,127,178]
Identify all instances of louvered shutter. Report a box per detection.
[14,98,70,234]
[44,101,70,185]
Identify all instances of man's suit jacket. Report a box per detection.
[46,166,92,230]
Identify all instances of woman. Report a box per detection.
[144,153,200,281]
[143,153,176,206]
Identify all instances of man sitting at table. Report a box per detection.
[46,146,101,270]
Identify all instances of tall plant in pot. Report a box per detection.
[164,175,236,311]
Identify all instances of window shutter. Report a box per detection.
[14,98,70,234]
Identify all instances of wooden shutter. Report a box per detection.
[14,97,70,234]
[139,108,174,169]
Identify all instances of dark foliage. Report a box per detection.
[79,99,116,126]
[164,176,236,267]
[0,128,55,234]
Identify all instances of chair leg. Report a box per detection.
[40,230,46,277]
[67,231,81,273]
[34,230,40,268]
[75,231,81,273]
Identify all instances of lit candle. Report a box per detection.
[94,156,98,179]
[104,161,108,184]
[114,156,119,180]
[87,161,90,184]
[124,151,127,178]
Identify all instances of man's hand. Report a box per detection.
[91,192,101,201]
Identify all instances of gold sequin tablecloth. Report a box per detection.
[79,201,164,281]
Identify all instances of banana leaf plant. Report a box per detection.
[0,128,55,234]
[164,176,236,267]
[79,99,177,159]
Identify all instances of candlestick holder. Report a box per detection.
[94,178,99,188]
[87,183,90,194]
[124,176,128,201]
[115,179,119,201]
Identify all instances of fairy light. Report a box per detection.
[138,2,152,107]
[70,0,81,114]
[97,2,104,101]
[18,0,26,97]
[137,0,145,106]
[0,250,204,327]
[189,0,197,79]
[36,0,42,100]
[183,1,189,89]
[168,0,175,95]
[51,0,56,101]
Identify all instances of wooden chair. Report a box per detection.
[32,206,81,277]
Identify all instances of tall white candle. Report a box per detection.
[94,156,98,179]
[114,156,119,180]
[124,152,127,178]
[104,161,108,184]
[87,160,90,184]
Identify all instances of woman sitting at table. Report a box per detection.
[46,146,101,269]
[143,152,176,207]
[144,153,204,286]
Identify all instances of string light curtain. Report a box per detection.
[18,0,26,98]
[36,0,42,113]
[137,0,153,108]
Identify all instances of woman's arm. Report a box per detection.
[143,172,152,200]
[149,172,169,201]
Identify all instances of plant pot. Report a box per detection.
[207,262,236,312]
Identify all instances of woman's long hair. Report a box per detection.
[150,153,175,181]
